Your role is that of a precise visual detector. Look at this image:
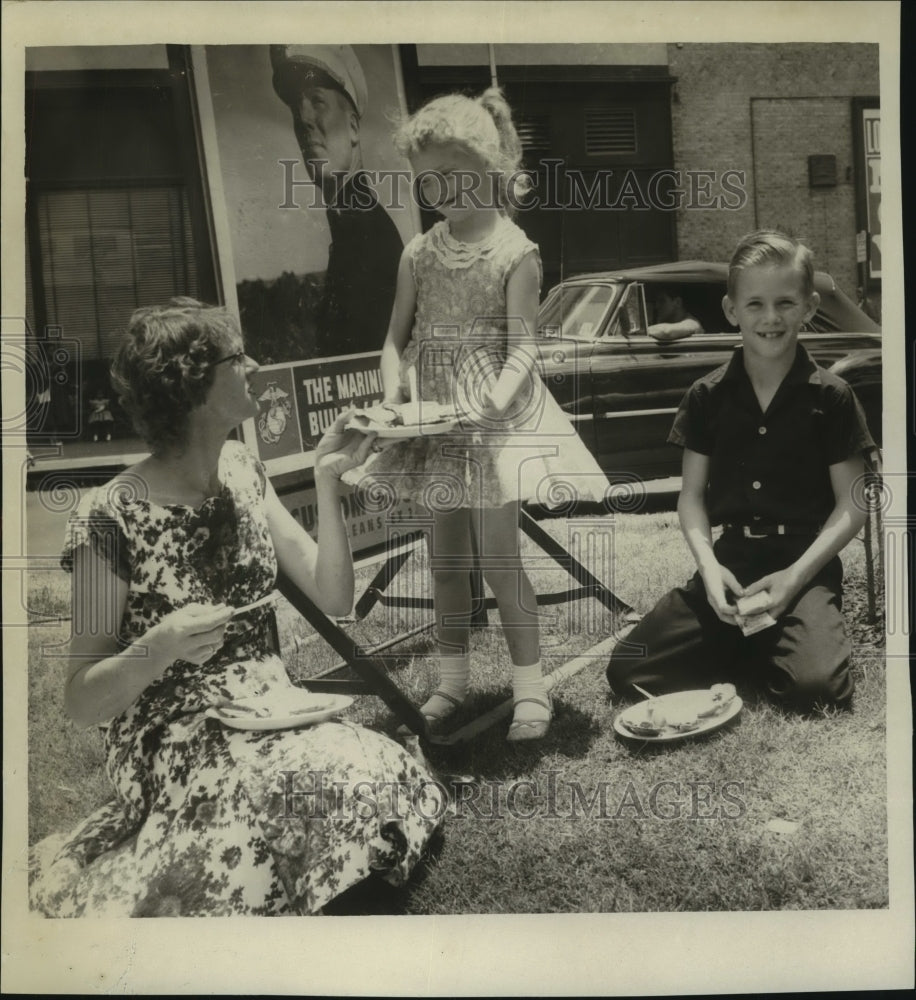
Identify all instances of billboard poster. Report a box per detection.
[196,43,422,546]
[200,43,418,369]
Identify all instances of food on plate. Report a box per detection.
[645,702,667,729]
[348,401,456,431]
[625,716,664,736]
[623,701,667,735]
[214,693,336,720]
[619,684,741,738]
[665,711,701,732]
[396,402,422,426]
[699,682,737,717]
[214,700,259,715]
[710,682,737,702]
[350,403,402,428]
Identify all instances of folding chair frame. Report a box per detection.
[269,507,637,746]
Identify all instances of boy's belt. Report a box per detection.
[721,522,822,538]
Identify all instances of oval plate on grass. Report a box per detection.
[206,691,353,731]
[613,689,743,743]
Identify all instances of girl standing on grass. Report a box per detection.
[356,89,608,741]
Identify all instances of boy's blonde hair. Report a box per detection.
[727,230,815,298]
[394,88,531,213]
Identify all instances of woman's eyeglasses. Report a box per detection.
[211,351,247,367]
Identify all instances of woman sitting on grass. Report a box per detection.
[29,297,444,917]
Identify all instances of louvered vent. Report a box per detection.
[585,107,637,155]
[516,114,552,154]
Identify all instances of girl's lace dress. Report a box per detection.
[353,216,609,511]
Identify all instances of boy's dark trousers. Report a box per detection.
[607,530,854,710]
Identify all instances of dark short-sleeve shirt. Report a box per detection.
[668,344,875,526]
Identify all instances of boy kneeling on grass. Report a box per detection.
[607,230,875,712]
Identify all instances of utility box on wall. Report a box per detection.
[808,154,837,188]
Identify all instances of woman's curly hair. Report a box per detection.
[394,87,532,215]
[111,297,241,455]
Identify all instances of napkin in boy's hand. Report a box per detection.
[735,591,777,636]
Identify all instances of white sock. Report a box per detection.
[512,661,550,723]
[421,654,470,718]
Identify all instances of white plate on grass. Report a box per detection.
[206,691,353,731]
[613,688,743,743]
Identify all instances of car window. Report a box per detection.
[604,282,645,337]
[644,282,729,334]
[538,284,619,340]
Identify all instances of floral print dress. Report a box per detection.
[29,440,444,917]
[351,215,609,511]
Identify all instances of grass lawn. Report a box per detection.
[27,511,888,913]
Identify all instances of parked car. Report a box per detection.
[533,261,882,484]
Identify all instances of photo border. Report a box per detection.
[2,2,911,995]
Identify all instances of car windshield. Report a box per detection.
[537,283,620,340]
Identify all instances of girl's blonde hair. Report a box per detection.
[394,88,531,214]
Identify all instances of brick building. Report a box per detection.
[409,41,880,314]
[668,43,880,317]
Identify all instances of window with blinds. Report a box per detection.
[35,186,198,360]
